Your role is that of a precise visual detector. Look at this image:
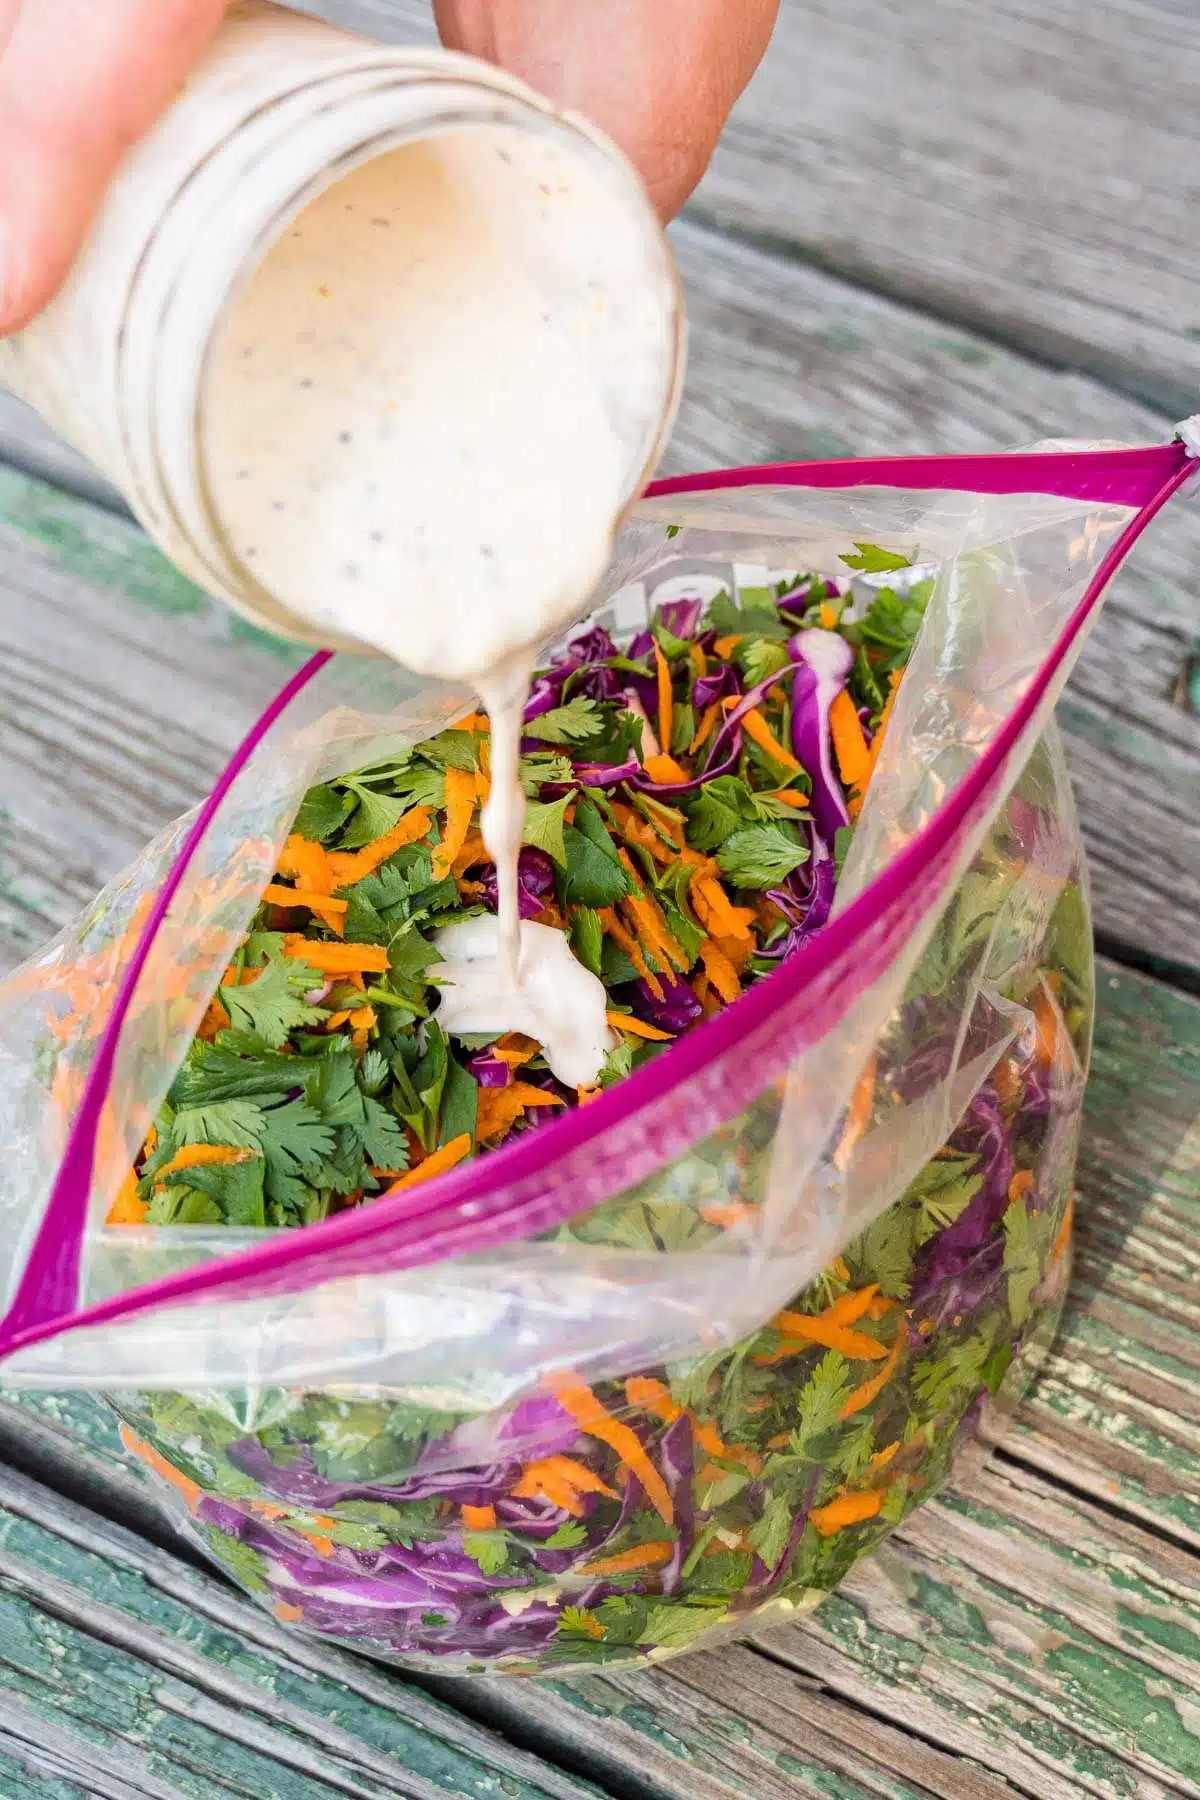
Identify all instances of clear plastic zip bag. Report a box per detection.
[0,437,1192,1672]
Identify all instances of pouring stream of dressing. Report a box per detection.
[203,130,675,1084]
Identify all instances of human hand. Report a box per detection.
[434,0,780,221]
[0,0,778,334]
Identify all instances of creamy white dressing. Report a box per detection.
[202,125,672,1085]
[433,918,613,1091]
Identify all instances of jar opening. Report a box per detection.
[196,107,682,669]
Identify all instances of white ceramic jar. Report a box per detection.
[0,1,683,657]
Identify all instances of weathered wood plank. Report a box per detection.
[0,1464,603,1800]
[695,0,1200,420]
[290,0,1200,413]
[1,964,1195,1800]
[3,219,1198,976]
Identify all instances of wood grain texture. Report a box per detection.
[1,965,1195,1800]
[2,222,1198,977]
[0,1464,602,1800]
[291,0,1200,412]
[694,0,1200,420]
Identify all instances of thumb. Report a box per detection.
[0,0,228,334]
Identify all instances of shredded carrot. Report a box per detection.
[698,938,741,1004]
[713,634,743,659]
[451,831,489,876]
[606,1011,673,1041]
[601,910,664,1000]
[576,1541,674,1577]
[829,688,872,795]
[824,1284,881,1327]
[119,1425,202,1512]
[1049,1192,1074,1266]
[992,1055,1023,1107]
[833,1052,877,1172]
[552,1378,674,1525]
[382,1134,472,1192]
[863,667,903,785]
[106,1168,148,1226]
[688,641,708,680]
[618,851,690,972]
[298,1529,335,1557]
[810,1489,884,1536]
[262,883,348,920]
[576,1084,602,1105]
[653,641,674,755]
[868,1441,900,1472]
[277,835,334,894]
[625,1376,681,1422]
[154,1143,256,1185]
[1008,1169,1036,1205]
[643,752,689,785]
[512,1456,618,1515]
[758,1315,889,1363]
[476,1080,564,1143]
[689,703,719,754]
[274,1600,305,1623]
[692,1419,761,1475]
[866,1294,896,1321]
[461,1504,497,1531]
[767,788,809,808]
[819,601,837,631]
[699,1201,757,1230]
[326,806,433,886]
[832,1256,851,1281]
[740,706,801,773]
[1032,973,1064,1069]
[283,937,389,975]
[432,768,478,880]
[839,1321,906,1419]
[691,873,755,943]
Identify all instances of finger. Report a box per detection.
[434,0,779,219]
[0,0,229,332]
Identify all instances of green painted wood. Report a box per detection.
[0,1464,605,1800]
[0,964,1195,1800]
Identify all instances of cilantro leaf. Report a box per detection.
[169,1040,306,1108]
[519,750,575,797]
[684,776,756,853]
[420,729,482,772]
[1003,1198,1041,1326]
[544,1521,589,1550]
[708,589,790,641]
[523,791,575,867]
[358,1049,390,1096]
[747,1493,794,1572]
[525,698,603,745]
[570,906,605,978]
[833,824,856,881]
[717,824,809,890]
[736,637,791,687]
[638,1604,723,1650]
[908,1155,983,1246]
[855,579,934,668]
[437,1056,478,1150]
[219,957,325,1050]
[260,1099,336,1178]
[560,797,629,908]
[293,784,355,844]
[463,1532,510,1576]
[338,786,407,851]
[171,1100,265,1150]
[792,1351,853,1450]
[361,1096,410,1169]
[840,542,913,574]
